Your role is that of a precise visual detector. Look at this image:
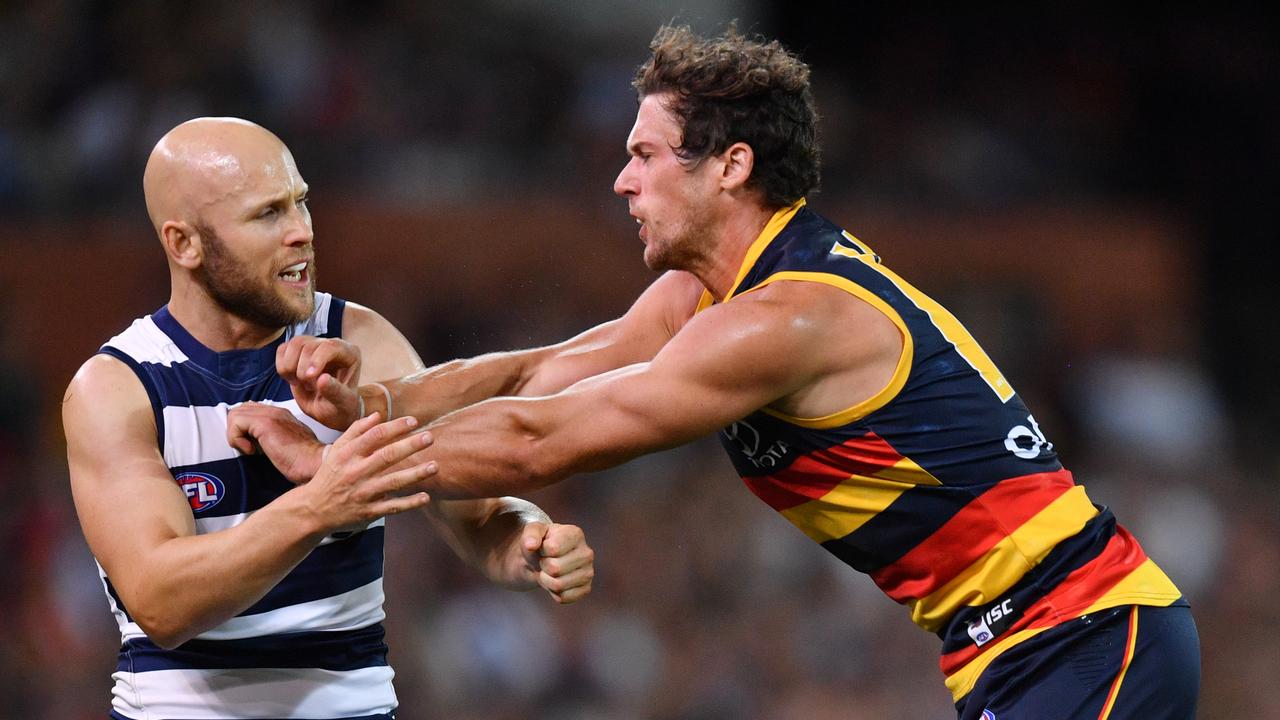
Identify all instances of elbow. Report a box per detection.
[137,621,194,651]
[132,605,199,650]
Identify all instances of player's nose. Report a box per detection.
[613,157,639,197]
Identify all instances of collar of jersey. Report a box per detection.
[698,198,806,311]
[152,305,287,385]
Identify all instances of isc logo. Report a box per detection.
[175,472,225,512]
[967,598,1015,647]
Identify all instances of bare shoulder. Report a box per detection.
[714,278,904,417]
[645,269,706,304]
[337,300,388,337]
[63,352,165,495]
[63,353,150,422]
[743,278,901,352]
[336,300,424,378]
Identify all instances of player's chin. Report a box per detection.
[642,244,672,272]
[280,287,316,322]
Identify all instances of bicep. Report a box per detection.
[63,357,196,583]
[521,271,703,397]
[535,298,823,471]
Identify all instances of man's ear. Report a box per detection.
[161,220,202,270]
[720,142,755,191]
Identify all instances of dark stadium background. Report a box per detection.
[0,4,1276,718]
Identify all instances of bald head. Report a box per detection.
[143,117,295,234]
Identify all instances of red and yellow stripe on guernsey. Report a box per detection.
[742,432,941,543]
[876,471,1095,631]
[941,528,1181,700]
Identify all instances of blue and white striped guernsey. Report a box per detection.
[96,292,397,720]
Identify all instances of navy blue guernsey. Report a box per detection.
[700,202,1183,700]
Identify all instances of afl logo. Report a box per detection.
[176,472,225,512]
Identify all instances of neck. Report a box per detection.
[167,282,285,352]
[694,204,779,300]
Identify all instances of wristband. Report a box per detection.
[321,444,332,463]
[369,381,393,420]
[357,392,365,420]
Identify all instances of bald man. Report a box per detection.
[62,117,595,720]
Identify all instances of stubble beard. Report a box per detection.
[643,204,715,274]
[196,223,315,329]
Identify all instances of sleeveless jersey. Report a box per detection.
[706,202,1184,700]
[96,293,396,719]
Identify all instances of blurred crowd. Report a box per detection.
[1,3,1278,719]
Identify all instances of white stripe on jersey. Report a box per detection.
[105,315,189,367]
[293,292,335,338]
[110,665,397,720]
[163,398,342,468]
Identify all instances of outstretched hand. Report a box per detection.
[299,413,438,534]
[513,522,595,604]
[277,336,363,430]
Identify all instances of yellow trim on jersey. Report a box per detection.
[781,460,943,544]
[909,486,1099,631]
[854,257,1015,403]
[695,289,715,313]
[942,560,1181,700]
[829,229,876,258]
[739,270,913,429]
[721,199,807,302]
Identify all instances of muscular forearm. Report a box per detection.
[363,316,648,424]
[415,390,659,500]
[122,492,326,648]
[363,348,552,424]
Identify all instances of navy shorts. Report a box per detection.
[955,604,1199,720]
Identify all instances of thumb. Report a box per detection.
[521,522,549,558]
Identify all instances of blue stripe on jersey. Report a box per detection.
[326,296,346,338]
[117,623,389,673]
[170,455,297,518]
[821,482,987,573]
[145,362,295,407]
[97,346,166,451]
[243,526,386,616]
[103,575,134,623]
[151,306,287,384]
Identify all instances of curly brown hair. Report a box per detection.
[633,24,820,207]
